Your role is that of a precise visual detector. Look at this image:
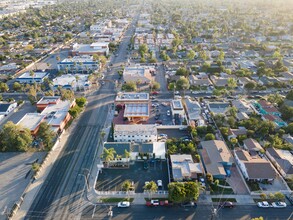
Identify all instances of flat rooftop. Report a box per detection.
[124,103,149,117]
[114,124,157,135]
[17,113,45,131]
[172,100,183,110]
[37,96,60,105]
[116,92,149,101]
[59,55,97,64]
[17,71,48,79]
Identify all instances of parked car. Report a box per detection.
[151,200,160,206]
[117,201,130,208]
[157,180,162,187]
[167,110,171,116]
[160,200,172,206]
[159,134,168,137]
[257,201,271,208]
[152,91,159,95]
[181,201,197,207]
[272,202,287,208]
[199,178,206,187]
[175,91,180,94]
[220,201,234,208]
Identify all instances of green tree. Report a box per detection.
[286,90,293,101]
[205,133,215,140]
[37,122,55,150]
[13,82,22,91]
[0,82,9,92]
[176,67,189,77]
[60,89,75,101]
[122,81,137,91]
[0,121,33,152]
[101,148,116,166]
[68,105,82,119]
[218,51,225,61]
[124,149,130,159]
[227,78,237,90]
[176,76,190,91]
[144,181,158,199]
[187,50,196,60]
[168,82,176,90]
[206,173,214,183]
[150,81,160,91]
[230,138,238,148]
[168,182,186,203]
[279,105,293,121]
[138,44,148,57]
[273,192,285,201]
[167,144,177,155]
[122,180,132,192]
[260,193,267,201]
[285,122,293,135]
[244,82,256,92]
[75,97,87,107]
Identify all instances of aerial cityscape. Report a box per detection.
[0,0,292,219]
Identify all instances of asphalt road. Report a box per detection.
[25,11,139,220]
[81,204,293,220]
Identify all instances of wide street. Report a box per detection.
[80,204,293,220]
[25,9,139,220]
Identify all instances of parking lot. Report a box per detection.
[0,152,46,219]
[96,160,169,193]
[148,100,173,125]
[0,102,36,128]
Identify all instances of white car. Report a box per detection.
[167,110,171,116]
[118,201,130,208]
[159,134,168,137]
[175,91,180,95]
[272,202,287,208]
[157,180,162,187]
[257,201,271,208]
[151,200,160,206]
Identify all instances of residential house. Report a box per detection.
[170,154,203,181]
[184,98,201,124]
[243,138,263,153]
[231,100,253,114]
[123,66,153,84]
[200,140,234,179]
[236,112,250,121]
[238,77,255,89]
[207,102,230,115]
[210,75,229,88]
[114,124,157,143]
[16,71,49,84]
[282,134,293,146]
[228,127,247,140]
[0,102,17,116]
[266,147,293,179]
[234,149,276,182]
[189,75,213,89]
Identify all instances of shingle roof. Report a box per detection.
[0,104,10,112]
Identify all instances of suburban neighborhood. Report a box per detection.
[0,0,292,220]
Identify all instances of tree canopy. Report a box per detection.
[168,182,200,203]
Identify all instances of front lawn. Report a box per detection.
[246,181,261,191]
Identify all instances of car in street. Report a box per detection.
[181,201,197,207]
[219,201,235,208]
[157,180,162,187]
[257,201,271,208]
[272,202,287,208]
[117,201,130,208]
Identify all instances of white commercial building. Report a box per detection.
[72,42,109,56]
[16,71,49,84]
[52,74,91,91]
[114,124,157,143]
[57,55,100,73]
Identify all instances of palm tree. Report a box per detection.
[144,181,158,199]
[101,148,116,167]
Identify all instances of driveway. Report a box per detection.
[259,174,289,192]
[226,166,250,195]
[0,102,36,128]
